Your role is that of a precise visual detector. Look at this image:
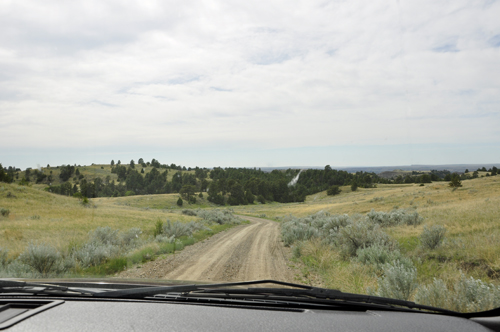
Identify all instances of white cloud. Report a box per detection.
[1,0,499,166]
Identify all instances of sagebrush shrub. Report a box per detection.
[281,218,319,246]
[338,221,395,258]
[373,260,418,301]
[182,209,197,216]
[20,242,62,277]
[73,243,114,267]
[89,227,121,246]
[415,274,500,312]
[366,209,423,227]
[420,225,446,249]
[155,234,176,243]
[121,228,142,247]
[452,273,500,312]
[74,227,143,267]
[162,220,194,238]
[196,209,242,225]
[355,244,409,271]
[414,278,449,309]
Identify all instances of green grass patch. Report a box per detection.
[82,257,128,276]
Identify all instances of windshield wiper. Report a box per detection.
[92,279,459,315]
[1,279,459,315]
[0,280,99,296]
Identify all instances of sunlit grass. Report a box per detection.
[231,175,500,293]
[0,183,200,258]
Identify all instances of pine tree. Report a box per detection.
[449,174,462,188]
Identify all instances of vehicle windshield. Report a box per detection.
[1,0,499,314]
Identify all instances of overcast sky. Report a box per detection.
[1,0,499,170]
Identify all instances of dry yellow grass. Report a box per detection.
[2,174,499,291]
[0,183,199,258]
[231,175,500,291]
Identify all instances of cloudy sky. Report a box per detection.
[1,0,499,170]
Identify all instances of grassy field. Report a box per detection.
[0,183,204,258]
[1,173,499,297]
[229,174,500,294]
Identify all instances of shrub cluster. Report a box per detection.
[0,227,145,277]
[366,209,423,227]
[370,260,418,301]
[419,225,446,249]
[281,209,414,258]
[73,227,143,268]
[156,220,209,241]
[1,209,243,278]
[182,209,197,216]
[415,274,500,312]
[195,209,242,225]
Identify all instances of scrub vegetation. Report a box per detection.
[1,162,499,312]
[267,175,500,312]
[0,182,242,277]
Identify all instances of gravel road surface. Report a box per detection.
[119,215,296,283]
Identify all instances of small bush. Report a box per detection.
[155,234,176,243]
[1,208,10,217]
[182,209,197,216]
[176,197,183,207]
[355,244,411,272]
[153,218,163,237]
[121,228,142,247]
[337,221,395,258]
[292,242,303,258]
[196,209,242,225]
[162,220,193,238]
[0,248,9,268]
[89,227,121,246]
[366,209,423,227]
[326,185,341,196]
[73,243,113,267]
[420,225,446,249]
[281,220,319,247]
[415,274,500,312]
[415,278,449,310]
[20,242,62,277]
[372,260,418,301]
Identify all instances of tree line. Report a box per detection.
[1,161,498,206]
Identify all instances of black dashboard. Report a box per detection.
[1,297,498,332]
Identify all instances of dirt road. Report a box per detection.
[119,215,296,282]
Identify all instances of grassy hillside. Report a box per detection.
[230,174,500,293]
[16,163,196,186]
[2,173,499,297]
[0,183,200,257]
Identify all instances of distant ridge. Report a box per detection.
[258,163,499,174]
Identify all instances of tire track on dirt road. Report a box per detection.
[119,215,296,283]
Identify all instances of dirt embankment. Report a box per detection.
[119,216,297,283]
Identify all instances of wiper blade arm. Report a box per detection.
[199,286,458,314]
[93,279,305,299]
[0,280,98,296]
